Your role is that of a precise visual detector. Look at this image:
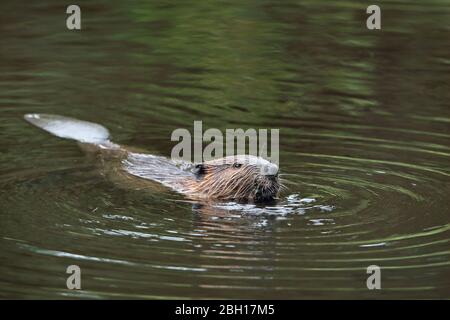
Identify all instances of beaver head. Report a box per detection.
[184,155,280,202]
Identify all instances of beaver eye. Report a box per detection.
[193,164,205,175]
[233,163,242,168]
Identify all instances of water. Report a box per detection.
[1,0,449,299]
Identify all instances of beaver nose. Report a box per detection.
[262,163,278,177]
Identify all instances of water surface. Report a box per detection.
[0,0,449,299]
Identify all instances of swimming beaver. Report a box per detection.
[24,114,280,202]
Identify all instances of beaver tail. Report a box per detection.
[23,113,120,149]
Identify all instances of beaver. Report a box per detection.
[24,114,280,202]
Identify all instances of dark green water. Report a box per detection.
[1,0,449,299]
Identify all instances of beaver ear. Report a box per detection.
[193,164,206,176]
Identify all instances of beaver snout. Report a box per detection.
[261,163,279,177]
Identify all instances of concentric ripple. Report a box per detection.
[1,0,449,299]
